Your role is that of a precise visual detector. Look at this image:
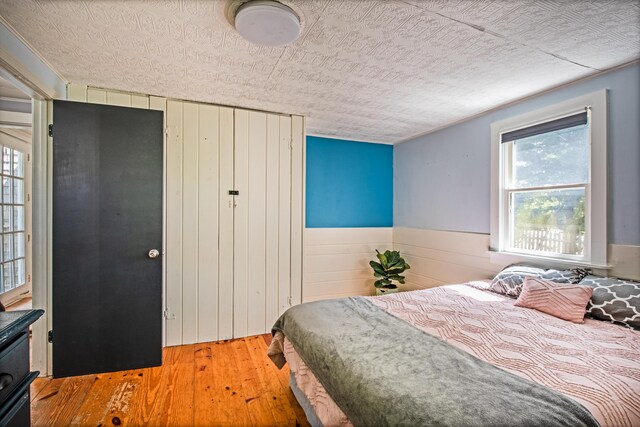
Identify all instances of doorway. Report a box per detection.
[0,76,33,312]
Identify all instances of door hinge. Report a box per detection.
[289,139,293,150]
[27,154,30,162]
[48,124,53,137]
[287,296,293,306]
[27,274,31,283]
[163,308,175,320]
[47,330,53,343]
[165,127,170,137]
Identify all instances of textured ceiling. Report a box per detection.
[0,0,638,143]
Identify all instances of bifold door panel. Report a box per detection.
[52,100,163,378]
[163,100,304,345]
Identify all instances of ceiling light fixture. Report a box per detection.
[234,0,301,47]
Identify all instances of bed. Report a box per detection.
[268,280,640,427]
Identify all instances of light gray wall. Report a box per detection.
[394,62,640,245]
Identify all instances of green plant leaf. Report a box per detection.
[377,251,388,267]
[374,278,392,288]
[369,261,386,276]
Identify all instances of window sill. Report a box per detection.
[488,249,611,270]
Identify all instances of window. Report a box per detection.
[490,90,607,266]
[0,145,26,295]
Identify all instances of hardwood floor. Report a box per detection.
[30,335,310,426]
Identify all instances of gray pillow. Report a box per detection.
[540,268,590,284]
[579,275,640,329]
[489,265,545,297]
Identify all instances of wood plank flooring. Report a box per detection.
[30,335,310,427]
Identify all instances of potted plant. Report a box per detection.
[369,249,411,296]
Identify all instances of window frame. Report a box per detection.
[0,133,31,304]
[490,90,608,267]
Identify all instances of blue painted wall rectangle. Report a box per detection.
[306,136,393,228]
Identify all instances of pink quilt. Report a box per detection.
[280,283,640,427]
[368,283,640,427]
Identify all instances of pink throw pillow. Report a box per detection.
[515,277,593,323]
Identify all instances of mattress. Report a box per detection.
[275,282,640,427]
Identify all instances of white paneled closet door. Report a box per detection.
[163,100,303,345]
[233,110,303,338]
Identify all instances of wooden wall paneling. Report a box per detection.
[131,94,150,109]
[265,114,280,328]
[218,107,234,340]
[233,109,249,338]
[277,116,292,315]
[290,116,304,306]
[197,104,220,342]
[181,102,199,345]
[66,84,87,102]
[246,111,267,336]
[87,88,106,104]
[148,97,167,112]
[303,228,393,302]
[392,227,500,290]
[165,100,184,346]
[106,91,131,107]
[148,96,167,346]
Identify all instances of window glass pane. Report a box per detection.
[13,232,24,258]
[3,205,12,232]
[2,147,11,175]
[13,259,24,286]
[0,236,3,263]
[510,123,588,188]
[13,178,23,204]
[511,188,585,256]
[3,262,12,292]
[3,233,12,260]
[12,150,23,178]
[2,177,11,205]
[13,206,24,231]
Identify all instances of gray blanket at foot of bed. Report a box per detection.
[270,297,600,427]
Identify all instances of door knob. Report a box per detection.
[148,249,160,259]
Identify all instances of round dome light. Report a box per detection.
[235,1,301,47]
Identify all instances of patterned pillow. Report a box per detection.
[488,265,545,298]
[579,275,640,329]
[515,277,593,323]
[540,268,590,284]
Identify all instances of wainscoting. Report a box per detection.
[393,227,500,291]
[395,227,640,290]
[303,228,392,302]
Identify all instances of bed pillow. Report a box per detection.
[515,277,593,323]
[540,268,590,284]
[488,265,545,297]
[579,275,640,329]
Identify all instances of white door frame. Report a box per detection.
[0,67,57,376]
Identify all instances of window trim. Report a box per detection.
[0,132,31,305]
[490,90,608,267]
